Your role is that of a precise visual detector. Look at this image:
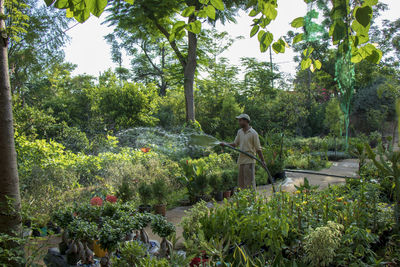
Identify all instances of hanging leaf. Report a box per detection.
[199,0,209,4]
[291,17,304,28]
[263,32,273,48]
[272,39,285,53]
[66,8,74,18]
[364,0,378,5]
[293,33,303,44]
[197,9,208,18]
[186,20,202,34]
[89,0,107,17]
[249,9,259,17]
[205,5,216,20]
[355,5,372,28]
[302,47,314,57]
[258,30,266,42]
[314,59,322,70]
[250,25,260,37]
[54,0,69,9]
[263,3,277,20]
[301,58,312,70]
[172,21,186,32]
[210,0,224,11]
[182,6,196,17]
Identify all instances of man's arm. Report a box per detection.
[221,142,237,147]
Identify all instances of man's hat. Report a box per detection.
[236,114,251,122]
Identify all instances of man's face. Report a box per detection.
[238,118,248,128]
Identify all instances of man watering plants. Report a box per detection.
[220,114,266,190]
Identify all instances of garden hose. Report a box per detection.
[224,144,276,193]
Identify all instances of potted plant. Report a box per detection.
[209,173,223,201]
[98,219,126,267]
[51,208,75,255]
[151,177,169,216]
[150,215,175,258]
[137,213,153,245]
[67,219,97,265]
[137,182,153,213]
[221,171,232,199]
[193,166,209,202]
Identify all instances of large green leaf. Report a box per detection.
[54,0,69,9]
[124,0,134,4]
[182,6,196,17]
[291,17,304,28]
[89,0,107,17]
[364,0,378,5]
[210,0,224,11]
[205,5,216,20]
[272,39,285,54]
[186,20,201,34]
[301,58,312,70]
[250,25,259,37]
[257,30,266,42]
[249,9,259,17]
[355,5,372,28]
[263,32,273,48]
[293,33,303,44]
[263,3,277,20]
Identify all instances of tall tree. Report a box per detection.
[105,0,242,122]
[0,0,28,263]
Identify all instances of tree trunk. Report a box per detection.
[0,0,23,263]
[183,17,197,122]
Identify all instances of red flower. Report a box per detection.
[90,196,103,206]
[190,257,201,267]
[106,195,117,203]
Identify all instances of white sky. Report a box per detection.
[63,0,399,78]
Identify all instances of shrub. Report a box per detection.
[304,221,343,266]
[137,182,153,206]
[152,178,169,205]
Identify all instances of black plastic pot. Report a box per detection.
[214,191,223,201]
[274,171,286,180]
[138,204,152,213]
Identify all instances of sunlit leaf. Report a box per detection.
[293,33,303,44]
[210,0,224,11]
[182,6,196,17]
[291,17,304,28]
[250,25,259,37]
[186,20,201,34]
[205,5,216,20]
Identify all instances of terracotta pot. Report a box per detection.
[138,204,152,213]
[223,191,231,199]
[154,204,166,216]
[92,240,107,258]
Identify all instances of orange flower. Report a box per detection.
[140,147,151,153]
[336,197,343,203]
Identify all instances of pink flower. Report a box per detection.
[90,196,103,206]
[106,195,117,203]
